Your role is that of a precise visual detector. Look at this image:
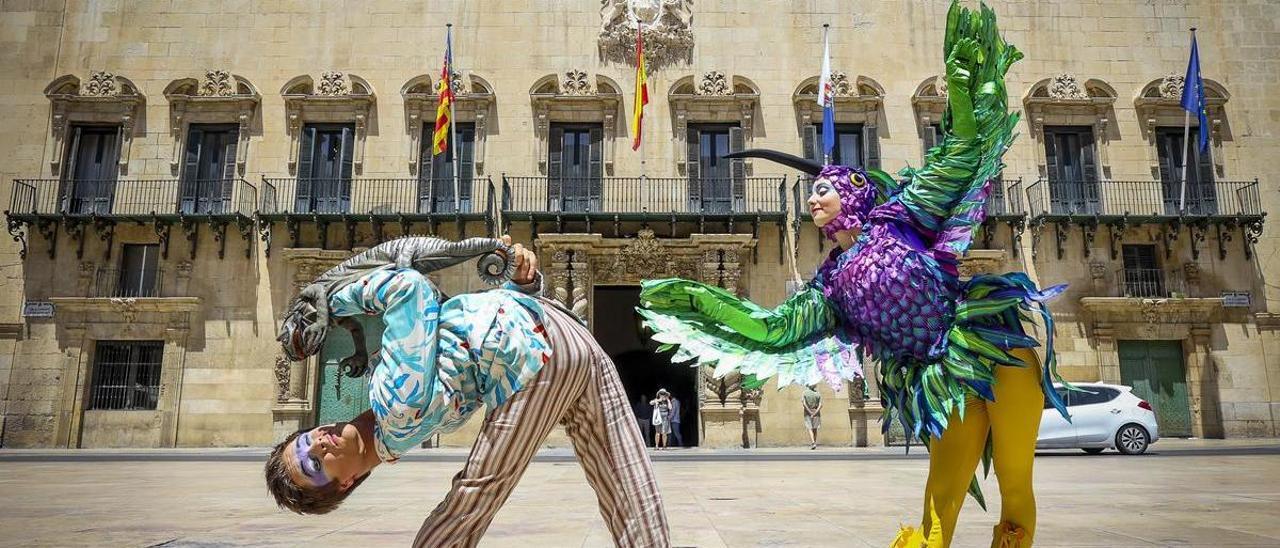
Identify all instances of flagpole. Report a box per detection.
[447,24,461,213]
[820,23,832,165]
[638,22,647,214]
[1178,27,1196,213]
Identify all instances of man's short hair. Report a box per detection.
[264,429,370,515]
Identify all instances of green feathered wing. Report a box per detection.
[636,278,862,391]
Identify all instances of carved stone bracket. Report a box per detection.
[1218,219,1236,261]
[154,221,172,259]
[1081,219,1097,258]
[180,217,199,259]
[65,219,87,259]
[1054,221,1069,260]
[37,218,59,260]
[1008,218,1025,258]
[1030,218,1044,261]
[1162,218,1182,259]
[1108,219,1128,261]
[1188,220,1207,261]
[93,217,115,261]
[236,217,254,259]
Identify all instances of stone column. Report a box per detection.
[55,324,87,448]
[158,319,190,447]
[1094,322,1120,383]
[1187,324,1222,438]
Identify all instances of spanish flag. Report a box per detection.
[432,27,454,156]
[630,25,648,151]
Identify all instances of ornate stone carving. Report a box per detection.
[1048,73,1087,100]
[109,298,140,323]
[697,71,731,96]
[274,355,291,402]
[599,0,694,70]
[935,73,949,97]
[318,71,348,96]
[561,69,593,96]
[82,71,118,97]
[199,69,235,97]
[1159,74,1185,100]
[829,71,854,97]
[1088,261,1107,283]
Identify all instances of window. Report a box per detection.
[418,123,476,213]
[1068,387,1119,407]
[1155,127,1216,215]
[1043,125,1099,215]
[801,123,880,169]
[114,244,160,297]
[686,123,744,214]
[547,123,602,213]
[89,341,164,410]
[180,124,239,214]
[61,125,121,215]
[1044,387,1070,409]
[296,123,354,213]
[1122,244,1164,298]
[921,122,941,160]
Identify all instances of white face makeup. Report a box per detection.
[807,178,841,228]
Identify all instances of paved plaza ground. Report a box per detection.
[1,439,1278,547]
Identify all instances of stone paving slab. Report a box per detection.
[0,446,1277,546]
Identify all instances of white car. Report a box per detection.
[1038,382,1160,455]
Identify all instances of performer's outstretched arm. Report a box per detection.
[640,278,838,347]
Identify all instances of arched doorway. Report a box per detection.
[592,285,698,447]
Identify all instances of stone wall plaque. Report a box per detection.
[22,301,54,318]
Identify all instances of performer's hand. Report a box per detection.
[501,235,540,285]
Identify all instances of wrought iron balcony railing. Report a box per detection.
[259,176,493,217]
[1112,267,1191,299]
[90,266,166,298]
[501,176,788,217]
[1026,178,1262,219]
[792,176,1025,219]
[9,178,257,219]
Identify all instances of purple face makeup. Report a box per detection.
[293,431,332,487]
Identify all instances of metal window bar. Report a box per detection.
[1115,268,1188,299]
[89,341,164,411]
[9,178,257,217]
[500,176,786,215]
[259,177,490,215]
[92,267,164,298]
[1027,178,1262,218]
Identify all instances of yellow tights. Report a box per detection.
[892,348,1043,548]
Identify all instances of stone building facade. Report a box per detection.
[0,1,1276,448]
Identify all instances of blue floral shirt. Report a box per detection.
[328,267,552,462]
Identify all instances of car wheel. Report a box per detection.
[1082,448,1105,454]
[1115,424,1149,455]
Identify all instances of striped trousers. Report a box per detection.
[413,298,671,548]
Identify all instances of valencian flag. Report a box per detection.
[432,26,454,156]
[817,25,835,159]
[1180,31,1209,153]
[631,24,649,151]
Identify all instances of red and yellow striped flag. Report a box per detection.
[630,25,648,151]
[431,28,454,156]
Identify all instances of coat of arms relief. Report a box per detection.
[599,0,694,70]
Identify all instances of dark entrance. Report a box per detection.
[592,286,698,447]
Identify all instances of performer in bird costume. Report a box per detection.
[636,3,1067,546]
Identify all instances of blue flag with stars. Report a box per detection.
[1180,34,1209,153]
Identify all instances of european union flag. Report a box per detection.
[1180,34,1209,153]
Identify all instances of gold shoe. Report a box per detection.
[889,499,944,548]
[990,521,1031,548]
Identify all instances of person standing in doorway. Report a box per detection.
[634,394,653,447]
[651,389,671,450]
[802,384,822,450]
[668,395,683,448]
